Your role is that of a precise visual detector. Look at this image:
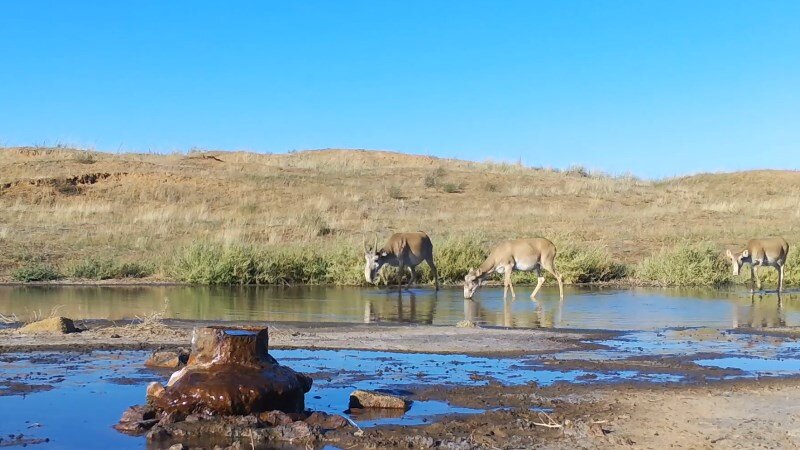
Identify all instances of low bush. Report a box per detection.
[171,242,366,285]
[12,263,63,282]
[636,244,731,287]
[69,258,153,280]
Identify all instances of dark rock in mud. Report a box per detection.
[146,326,312,416]
[144,349,189,369]
[349,389,411,409]
[114,405,159,434]
[146,413,319,447]
[0,434,50,447]
[0,381,55,397]
[304,411,351,430]
[258,410,295,426]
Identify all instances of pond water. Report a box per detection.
[0,348,679,449]
[1,285,799,330]
[5,334,800,449]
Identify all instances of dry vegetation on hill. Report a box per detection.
[1,146,799,285]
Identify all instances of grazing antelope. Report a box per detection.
[463,238,564,301]
[364,232,439,291]
[726,237,789,292]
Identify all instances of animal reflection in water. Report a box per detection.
[363,291,435,324]
[732,292,794,329]
[462,298,562,328]
[361,293,563,328]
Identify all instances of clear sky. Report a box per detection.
[1,1,798,178]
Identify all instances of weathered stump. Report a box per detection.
[146,327,312,416]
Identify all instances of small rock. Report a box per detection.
[258,410,295,426]
[146,382,166,403]
[304,412,351,430]
[145,351,183,369]
[157,411,184,425]
[272,421,313,441]
[115,405,160,434]
[18,317,77,334]
[119,405,156,423]
[349,390,411,409]
[168,444,188,450]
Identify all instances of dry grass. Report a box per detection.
[1,146,799,284]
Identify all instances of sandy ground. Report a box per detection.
[0,320,599,355]
[353,379,800,450]
[3,320,800,449]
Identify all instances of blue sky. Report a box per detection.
[0,1,798,178]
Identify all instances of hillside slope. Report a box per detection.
[1,146,798,281]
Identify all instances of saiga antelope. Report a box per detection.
[364,232,440,291]
[463,238,564,301]
[726,237,789,292]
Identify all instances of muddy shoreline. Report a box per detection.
[3,320,800,448]
[0,319,610,355]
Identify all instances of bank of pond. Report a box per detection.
[7,238,800,288]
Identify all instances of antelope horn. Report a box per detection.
[373,234,378,253]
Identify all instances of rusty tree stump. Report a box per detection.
[146,327,312,416]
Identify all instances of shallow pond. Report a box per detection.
[0,348,680,449]
[1,285,799,330]
[4,327,800,449]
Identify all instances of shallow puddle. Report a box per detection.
[3,286,800,330]
[553,328,800,379]
[695,357,800,375]
[0,346,697,448]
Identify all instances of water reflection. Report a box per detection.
[0,285,798,330]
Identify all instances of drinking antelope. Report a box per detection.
[726,237,789,292]
[463,238,564,300]
[364,231,440,291]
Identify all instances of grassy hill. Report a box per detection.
[1,146,799,286]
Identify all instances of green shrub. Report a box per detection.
[12,263,63,282]
[441,182,463,193]
[115,262,154,279]
[172,242,365,285]
[636,244,731,287]
[69,258,115,279]
[69,258,153,279]
[430,235,487,284]
[552,244,627,283]
[323,246,367,286]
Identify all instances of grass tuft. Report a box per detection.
[636,244,731,287]
[441,182,464,194]
[387,185,404,199]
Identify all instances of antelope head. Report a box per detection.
[363,236,386,284]
[463,268,483,299]
[726,249,749,276]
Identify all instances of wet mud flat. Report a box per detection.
[3,322,800,449]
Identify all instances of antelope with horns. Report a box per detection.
[364,232,439,291]
[726,237,789,292]
[463,238,564,301]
